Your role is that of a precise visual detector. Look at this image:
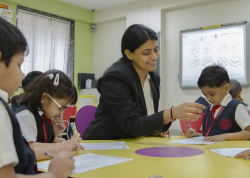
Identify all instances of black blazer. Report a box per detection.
[82,59,171,140]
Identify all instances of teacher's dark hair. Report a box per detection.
[96,24,158,93]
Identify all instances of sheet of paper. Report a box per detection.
[80,141,130,150]
[168,136,221,145]
[210,148,250,158]
[37,153,133,175]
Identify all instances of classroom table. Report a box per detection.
[42,136,250,178]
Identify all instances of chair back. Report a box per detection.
[71,106,77,116]
[180,113,203,135]
[75,105,97,137]
[63,107,73,128]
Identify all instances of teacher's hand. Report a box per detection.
[174,102,205,121]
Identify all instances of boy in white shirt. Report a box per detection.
[185,65,250,141]
[0,17,78,177]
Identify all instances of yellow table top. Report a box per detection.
[47,136,250,178]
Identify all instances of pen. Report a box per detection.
[44,152,55,158]
[186,122,193,131]
[186,123,196,136]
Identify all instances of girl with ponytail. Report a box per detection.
[17,69,78,145]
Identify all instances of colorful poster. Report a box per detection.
[0,2,9,10]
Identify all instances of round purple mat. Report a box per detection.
[135,147,204,157]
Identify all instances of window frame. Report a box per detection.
[16,5,75,82]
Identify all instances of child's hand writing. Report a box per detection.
[48,151,75,178]
[203,135,226,142]
[185,128,197,138]
[234,149,250,160]
[60,132,84,153]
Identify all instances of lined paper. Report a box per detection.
[169,136,221,145]
[210,148,250,158]
[38,153,133,175]
[80,141,130,150]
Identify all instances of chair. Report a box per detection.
[60,107,73,140]
[180,113,203,135]
[75,105,97,138]
[71,105,77,116]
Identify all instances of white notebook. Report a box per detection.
[38,153,133,175]
[210,148,250,158]
[80,141,130,150]
[169,136,221,145]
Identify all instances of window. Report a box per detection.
[17,6,75,81]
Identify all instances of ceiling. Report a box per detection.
[57,0,147,11]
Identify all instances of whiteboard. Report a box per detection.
[179,22,250,88]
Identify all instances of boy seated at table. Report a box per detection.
[185,65,250,141]
[229,79,244,102]
[229,79,250,110]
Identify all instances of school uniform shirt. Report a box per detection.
[142,73,154,116]
[0,89,19,168]
[201,93,250,133]
[16,108,54,143]
[16,110,43,142]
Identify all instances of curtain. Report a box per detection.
[17,10,70,76]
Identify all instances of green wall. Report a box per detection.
[1,0,93,94]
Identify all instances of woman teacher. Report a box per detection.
[82,24,205,140]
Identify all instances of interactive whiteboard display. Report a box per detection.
[179,22,250,88]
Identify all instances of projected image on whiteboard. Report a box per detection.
[181,24,246,86]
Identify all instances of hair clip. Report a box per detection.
[48,74,54,80]
[54,73,59,86]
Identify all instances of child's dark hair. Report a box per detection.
[0,17,28,67]
[197,64,230,88]
[229,79,242,98]
[22,71,43,91]
[19,69,77,112]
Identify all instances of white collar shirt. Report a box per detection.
[207,93,250,130]
[142,73,155,116]
[0,89,19,167]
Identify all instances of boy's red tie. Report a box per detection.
[212,105,221,120]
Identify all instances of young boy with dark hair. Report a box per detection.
[185,65,250,141]
[229,79,250,111]
[0,17,77,177]
[229,79,243,102]
[22,71,43,90]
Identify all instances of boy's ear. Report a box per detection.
[224,83,230,94]
[238,91,242,98]
[0,51,2,60]
[41,93,47,103]
[238,91,242,99]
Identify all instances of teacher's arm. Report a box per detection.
[102,74,169,137]
[102,73,205,137]
[163,102,206,125]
